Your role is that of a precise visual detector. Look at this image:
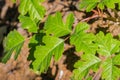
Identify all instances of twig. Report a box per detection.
[81,15,99,22]
[93,67,102,80]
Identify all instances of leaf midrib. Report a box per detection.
[37,39,63,70]
[78,56,101,73]
[50,22,71,33]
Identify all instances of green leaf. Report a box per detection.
[29,0,46,20]
[86,3,97,12]
[101,58,120,80]
[95,32,120,57]
[19,0,30,15]
[70,22,97,54]
[94,32,120,79]
[113,54,120,64]
[44,12,73,37]
[19,0,46,20]
[12,0,16,3]
[73,54,101,80]
[38,0,45,2]
[19,15,38,33]
[3,30,24,63]
[78,0,120,11]
[98,2,104,9]
[79,0,98,12]
[32,36,64,73]
[28,32,45,61]
[118,3,120,10]
[101,0,120,9]
[101,0,115,9]
[29,33,44,46]
[65,13,74,30]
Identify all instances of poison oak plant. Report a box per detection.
[71,27,120,80]
[3,30,24,62]
[2,0,120,80]
[78,0,120,12]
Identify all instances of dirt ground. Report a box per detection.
[0,0,120,80]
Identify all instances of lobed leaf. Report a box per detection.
[19,15,38,33]
[19,0,46,21]
[95,31,120,57]
[44,12,74,37]
[101,58,120,80]
[72,30,120,80]
[95,32,120,79]
[99,0,115,9]
[3,30,24,63]
[73,54,101,80]
[79,0,120,12]
[29,0,46,21]
[65,13,74,30]
[78,0,98,12]
[70,22,97,54]
[32,36,64,73]
[28,32,45,61]
[19,0,30,15]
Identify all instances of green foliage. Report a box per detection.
[11,0,16,3]
[19,15,38,33]
[3,30,24,63]
[78,0,120,12]
[3,0,120,79]
[96,32,120,80]
[31,35,64,73]
[73,54,101,80]
[72,31,120,80]
[19,0,29,15]
[44,12,74,37]
[70,22,97,54]
[18,0,65,74]
[101,57,120,80]
[19,0,46,20]
[19,0,46,33]
[78,0,98,12]
[95,32,120,57]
